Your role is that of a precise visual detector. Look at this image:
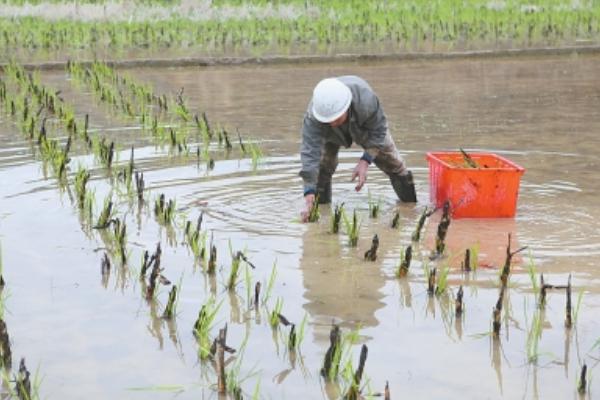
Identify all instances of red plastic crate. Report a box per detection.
[426,152,525,218]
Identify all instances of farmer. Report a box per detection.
[300,75,417,222]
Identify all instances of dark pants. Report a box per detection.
[316,133,408,202]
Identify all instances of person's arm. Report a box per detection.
[349,84,387,191]
[299,112,323,221]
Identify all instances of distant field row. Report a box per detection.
[1,1,599,57]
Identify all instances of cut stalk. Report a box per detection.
[363,234,379,261]
[208,244,217,274]
[433,201,451,257]
[397,245,412,278]
[391,211,400,229]
[15,358,31,400]
[427,267,437,295]
[162,285,178,319]
[411,207,433,242]
[492,286,505,337]
[345,344,368,400]
[320,324,341,379]
[254,282,261,309]
[0,318,11,368]
[578,363,587,394]
[331,203,344,234]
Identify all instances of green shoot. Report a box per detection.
[469,243,480,271]
[296,313,309,348]
[193,297,222,359]
[342,209,361,247]
[227,252,243,291]
[330,203,344,234]
[329,327,360,381]
[573,288,585,324]
[526,309,543,363]
[527,250,539,294]
[261,261,277,305]
[307,198,320,222]
[73,165,90,209]
[244,264,252,308]
[154,194,176,225]
[269,297,283,328]
[368,191,380,218]
[162,285,178,319]
[435,263,450,295]
[95,194,114,229]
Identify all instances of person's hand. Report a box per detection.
[301,193,316,222]
[351,159,369,192]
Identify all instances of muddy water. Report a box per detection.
[1,54,600,399]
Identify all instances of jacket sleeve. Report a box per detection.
[299,112,324,195]
[356,87,388,160]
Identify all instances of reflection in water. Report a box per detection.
[398,278,412,308]
[563,329,571,378]
[491,337,504,395]
[299,215,386,342]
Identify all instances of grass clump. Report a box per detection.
[193,297,222,359]
[368,191,380,218]
[342,209,361,247]
[154,193,176,225]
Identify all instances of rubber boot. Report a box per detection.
[316,180,332,204]
[390,171,417,203]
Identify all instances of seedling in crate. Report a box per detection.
[460,148,479,168]
[364,234,379,261]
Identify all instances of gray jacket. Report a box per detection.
[299,75,389,194]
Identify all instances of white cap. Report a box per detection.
[311,78,352,123]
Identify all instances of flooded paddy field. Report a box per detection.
[1,53,600,399]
